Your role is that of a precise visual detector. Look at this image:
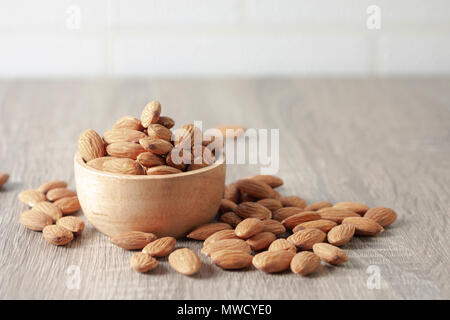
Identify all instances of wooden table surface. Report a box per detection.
[0,78,449,300]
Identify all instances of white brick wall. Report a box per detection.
[0,0,449,77]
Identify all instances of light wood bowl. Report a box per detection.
[74,153,225,238]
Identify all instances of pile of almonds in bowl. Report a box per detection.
[17,180,84,246]
[107,174,397,276]
[78,100,218,175]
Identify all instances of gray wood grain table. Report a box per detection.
[0,78,449,300]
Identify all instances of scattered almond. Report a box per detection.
[304,201,333,211]
[313,243,348,265]
[54,196,81,215]
[261,219,286,235]
[168,248,201,276]
[56,216,85,235]
[292,219,337,233]
[364,207,397,227]
[246,232,276,251]
[281,211,321,229]
[19,210,53,231]
[43,225,74,246]
[281,196,307,209]
[253,250,295,273]
[235,218,264,239]
[32,201,63,222]
[142,237,176,257]
[287,228,326,250]
[46,188,77,202]
[235,202,272,220]
[333,201,369,215]
[203,229,240,249]
[18,189,46,207]
[268,238,297,254]
[317,208,360,223]
[130,252,158,273]
[342,217,384,236]
[187,222,232,240]
[290,252,321,276]
[109,231,157,250]
[78,129,105,162]
[205,239,251,256]
[211,250,253,270]
[219,212,242,227]
[272,207,304,222]
[327,224,355,246]
[37,180,67,194]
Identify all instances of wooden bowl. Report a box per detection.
[74,153,225,238]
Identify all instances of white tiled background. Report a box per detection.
[1,0,449,77]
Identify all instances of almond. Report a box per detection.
[104,129,146,145]
[342,217,384,236]
[165,148,190,171]
[103,158,145,175]
[287,228,326,250]
[110,231,157,250]
[327,224,355,246]
[37,180,67,194]
[268,238,297,254]
[211,250,253,270]
[142,237,176,257]
[19,210,53,231]
[78,129,105,162]
[215,125,245,139]
[219,212,242,228]
[136,152,165,168]
[235,218,264,239]
[313,243,348,265]
[273,207,304,222]
[54,196,81,215]
[86,157,116,170]
[113,116,143,131]
[235,202,272,220]
[147,124,172,141]
[46,188,77,201]
[257,198,283,212]
[187,222,232,240]
[290,251,321,276]
[281,196,307,209]
[205,239,251,256]
[219,199,237,213]
[147,165,182,175]
[141,100,161,128]
[246,232,276,251]
[236,179,274,199]
[43,225,74,246]
[203,229,240,248]
[224,182,240,203]
[173,124,202,146]
[239,193,257,203]
[364,207,397,227]
[317,208,360,223]
[156,116,175,129]
[252,250,295,273]
[304,201,333,211]
[261,219,286,235]
[32,201,63,222]
[292,219,337,233]
[130,252,158,273]
[246,175,283,188]
[168,248,201,276]
[18,189,46,207]
[281,211,321,229]
[333,201,369,215]
[106,142,146,159]
[139,138,173,155]
[0,173,9,187]
[56,216,85,235]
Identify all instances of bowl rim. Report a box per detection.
[74,152,225,180]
